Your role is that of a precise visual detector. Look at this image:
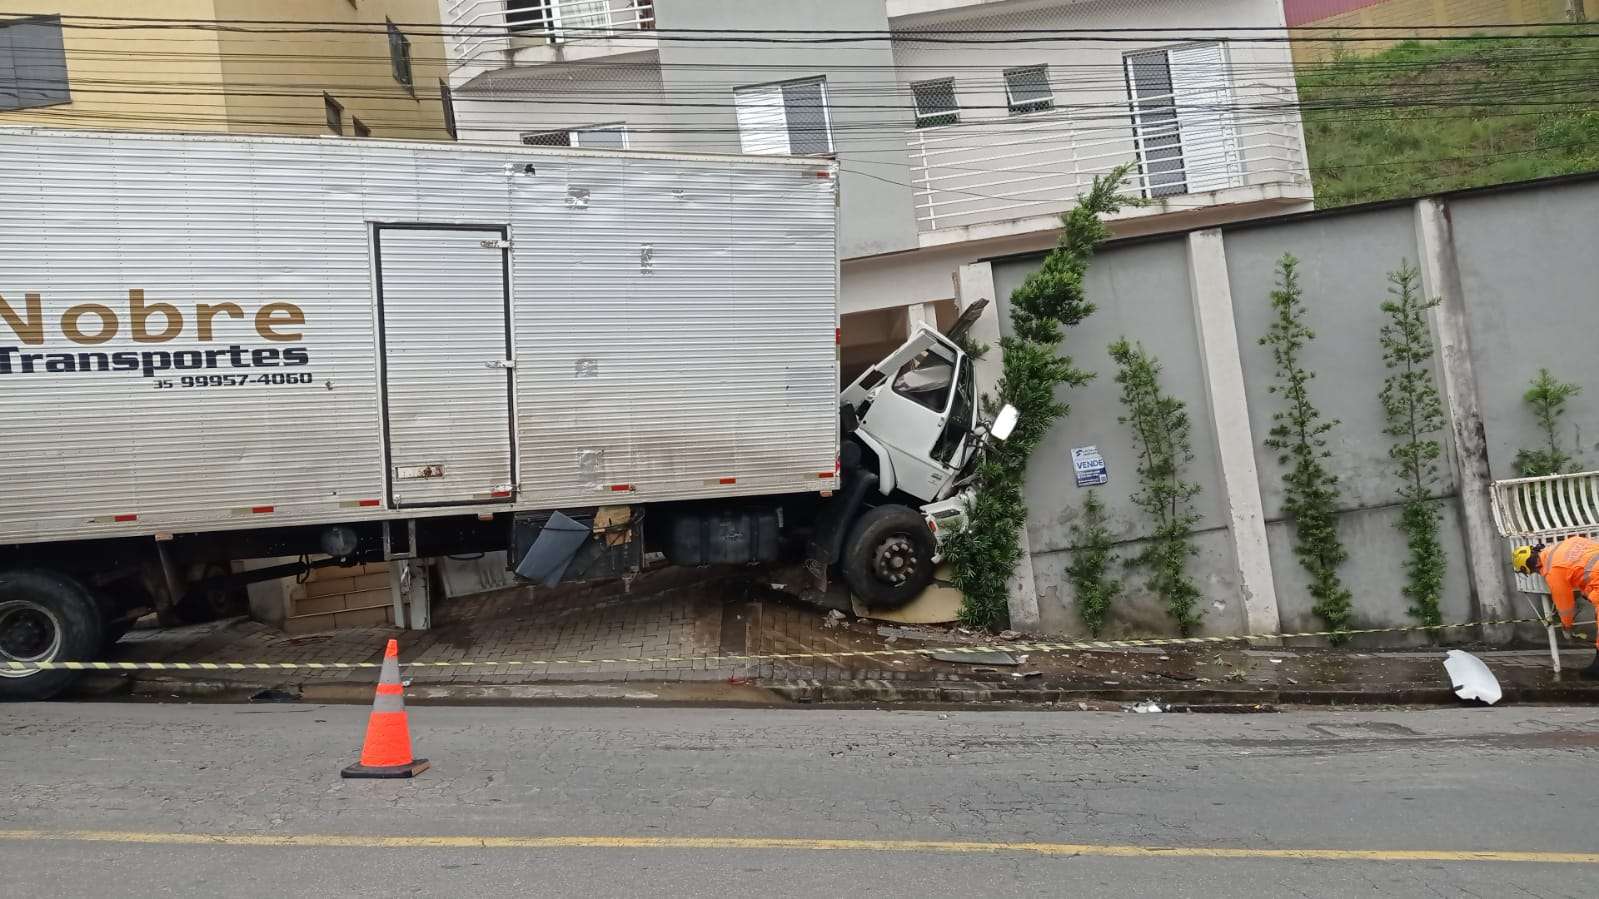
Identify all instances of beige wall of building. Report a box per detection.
[1,1,449,139]
[0,1,231,131]
[1291,0,1576,63]
[212,0,449,139]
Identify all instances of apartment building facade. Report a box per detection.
[0,1,451,139]
[440,0,1314,376]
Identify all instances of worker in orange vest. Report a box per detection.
[1514,537,1599,679]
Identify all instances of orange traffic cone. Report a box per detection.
[341,639,430,779]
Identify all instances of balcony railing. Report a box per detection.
[443,0,655,71]
[906,86,1308,234]
[507,0,655,42]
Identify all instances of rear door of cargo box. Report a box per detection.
[375,224,515,507]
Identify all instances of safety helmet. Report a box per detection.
[1512,544,1541,575]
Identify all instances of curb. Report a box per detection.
[89,671,1599,709]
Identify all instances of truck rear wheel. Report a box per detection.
[0,570,103,702]
[842,505,937,609]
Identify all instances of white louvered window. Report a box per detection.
[1125,43,1243,198]
[733,77,832,156]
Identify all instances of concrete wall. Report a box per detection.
[453,57,676,150]
[653,0,921,259]
[891,0,1309,233]
[994,238,1246,637]
[1449,181,1599,479]
[987,174,1599,640]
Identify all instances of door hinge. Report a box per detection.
[486,359,516,369]
[481,239,512,249]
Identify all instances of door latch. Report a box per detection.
[487,359,516,369]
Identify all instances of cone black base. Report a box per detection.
[341,758,431,779]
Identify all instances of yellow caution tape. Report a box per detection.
[0,616,1565,673]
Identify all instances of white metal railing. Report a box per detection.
[506,0,655,42]
[906,87,1306,233]
[444,0,655,70]
[1489,470,1599,671]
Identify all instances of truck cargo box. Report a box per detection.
[0,129,841,545]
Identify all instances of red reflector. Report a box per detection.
[610,484,633,492]
[818,472,835,479]
[357,499,381,507]
[490,490,511,498]
[251,505,274,514]
[113,514,137,523]
[835,327,841,345]
[815,171,831,179]
[718,477,737,485]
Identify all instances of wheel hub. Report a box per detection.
[0,600,63,677]
[872,534,920,586]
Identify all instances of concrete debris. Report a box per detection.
[1129,700,1167,714]
[998,630,1021,640]
[823,609,847,629]
[1012,670,1043,679]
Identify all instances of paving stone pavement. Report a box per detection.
[113,570,754,688]
[104,570,1599,703]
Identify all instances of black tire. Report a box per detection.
[173,562,246,624]
[0,569,104,702]
[841,504,938,609]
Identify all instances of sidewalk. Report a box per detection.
[98,571,1599,707]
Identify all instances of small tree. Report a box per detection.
[1109,339,1202,634]
[1514,369,1583,477]
[943,166,1137,630]
[1260,255,1353,638]
[1378,261,1447,627]
[1066,489,1121,636]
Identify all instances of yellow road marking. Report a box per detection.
[0,830,1593,864]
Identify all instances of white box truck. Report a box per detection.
[0,129,1012,700]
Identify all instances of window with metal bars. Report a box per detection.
[912,78,959,128]
[1003,65,1053,115]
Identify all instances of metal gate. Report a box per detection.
[375,225,515,507]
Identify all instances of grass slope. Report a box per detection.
[1299,29,1599,208]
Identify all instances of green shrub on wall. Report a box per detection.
[1377,261,1447,628]
[1260,254,1353,640]
[943,166,1136,631]
[1108,339,1202,635]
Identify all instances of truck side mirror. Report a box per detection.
[990,405,1019,442]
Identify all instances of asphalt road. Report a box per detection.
[1,702,1596,897]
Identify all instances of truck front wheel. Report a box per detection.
[842,505,937,609]
[0,570,103,702]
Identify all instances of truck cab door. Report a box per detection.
[849,327,972,503]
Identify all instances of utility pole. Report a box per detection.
[1569,0,1588,23]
